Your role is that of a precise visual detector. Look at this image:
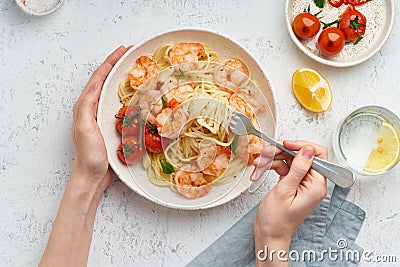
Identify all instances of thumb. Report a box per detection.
[280,145,315,189]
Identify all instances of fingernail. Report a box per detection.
[250,170,256,181]
[250,171,259,182]
[302,146,315,159]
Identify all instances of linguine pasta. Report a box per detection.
[117,42,265,199]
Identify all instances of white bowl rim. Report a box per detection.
[97,27,279,210]
[284,0,395,68]
[15,0,64,16]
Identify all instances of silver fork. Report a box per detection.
[230,111,355,189]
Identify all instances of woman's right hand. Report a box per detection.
[252,140,328,266]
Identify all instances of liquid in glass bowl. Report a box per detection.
[334,106,400,175]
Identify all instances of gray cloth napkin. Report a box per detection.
[187,181,365,267]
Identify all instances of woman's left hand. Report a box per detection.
[71,45,131,190]
[40,46,132,267]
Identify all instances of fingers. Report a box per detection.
[73,45,130,123]
[283,140,328,160]
[72,46,130,143]
[250,146,290,181]
[250,146,274,181]
[273,161,290,176]
[87,45,129,88]
[254,145,284,162]
[252,160,289,181]
[250,165,267,182]
[258,145,277,158]
[280,145,315,189]
[251,140,329,184]
[78,45,128,104]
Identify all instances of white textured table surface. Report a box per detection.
[1,0,399,266]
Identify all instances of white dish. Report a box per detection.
[97,28,277,210]
[285,0,394,67]
[15,0,64,16]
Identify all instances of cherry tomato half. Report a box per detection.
[318,28,345,56]
[339,10,366,42]
[292,13,321,39]
[117,136,144,165]
[328,0,344,8]
[116,106,141,136]
[144,125,164,153]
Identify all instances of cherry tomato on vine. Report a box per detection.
[117,106,128,118]
[318,28,345,56]
[339,9,366,42]
[117,136,144,164]
[116,106,138,118]
[115,106,141,136]
[292,13,321,39]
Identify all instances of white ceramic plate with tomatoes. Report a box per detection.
[97,28,277,210]
[285,0,394,67]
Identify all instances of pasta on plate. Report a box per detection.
[115,42,267,199]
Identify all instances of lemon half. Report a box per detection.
[364,121,400,173]
[292,68,332,113]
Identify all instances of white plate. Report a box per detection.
[97,28,277,210]
[285,0,394,67]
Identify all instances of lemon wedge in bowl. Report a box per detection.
[292,68,332,113]
[364,121,400,174]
